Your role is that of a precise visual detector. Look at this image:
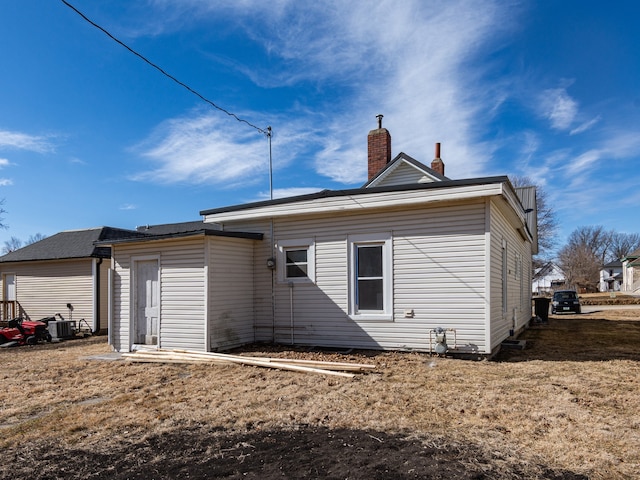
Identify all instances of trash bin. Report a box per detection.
[533,297,550,322]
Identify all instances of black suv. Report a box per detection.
[551,290,581,314]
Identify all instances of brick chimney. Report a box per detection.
[430,142,445,176]
[368,114,391,180]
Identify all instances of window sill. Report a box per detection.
[277,277,315,285]
[349,313,393,322]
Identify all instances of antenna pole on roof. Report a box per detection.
[267,126,273,200]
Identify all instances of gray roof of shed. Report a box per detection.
[96,220,263,246]
[135,221,223,236]
[0,227,143,263]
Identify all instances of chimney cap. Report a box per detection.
[376,114,384,129]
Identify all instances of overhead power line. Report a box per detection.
[59,0,271,137]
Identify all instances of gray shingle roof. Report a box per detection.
[0,227,142,263]
[135,221,222,236]
[101,220,262,245]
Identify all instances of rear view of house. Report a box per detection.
[105,120,537,356]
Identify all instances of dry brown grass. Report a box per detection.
[1,308,639,479]
[579,292,640,305]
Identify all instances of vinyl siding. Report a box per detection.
[0,259,97,326]
[208,236,257,350]
[111,238,206,352]
[374,162,438,187]
[218,220,274,343]
[488,199,533,351]
[225,201,489,352]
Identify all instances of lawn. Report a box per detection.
[0,308,638,479]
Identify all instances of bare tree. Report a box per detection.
[557,242,600,291]
[26,233,47,245]
[509,176,558,265]
[557,226,614,291]
[2,236,23,254]
[609,232,640,261]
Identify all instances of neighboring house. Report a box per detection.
[102,119,537,356]
[599,260,622,292]
[621,248,640,294]
[532,262,566,295]
[0,227,142,332]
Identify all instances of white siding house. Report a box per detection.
[198,177,534,355]
[599,260,623,292]
[621,248,640,294]
[0,227,140,332]
[105,122,536,356]
[532,263,566,294]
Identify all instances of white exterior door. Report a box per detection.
[133,259,159,346]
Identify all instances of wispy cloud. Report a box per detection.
[0,178,13,186]
[566,149,601,175]
[133,103,320,187]
[119,203,137,210]
[539,88,578,131]
[0,158,10,168]
[599,129,640,159]
[239,0,514,181]
[133,111,290,186]
[570,115,601,135]
[131,0,518,185]
[0,129,54,153]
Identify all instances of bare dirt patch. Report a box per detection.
[1,308,639,479]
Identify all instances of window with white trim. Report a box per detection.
[285,248,308,278]
[276,239,315,283]
[348,233,393,320]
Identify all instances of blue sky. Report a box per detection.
[0,0,638,255]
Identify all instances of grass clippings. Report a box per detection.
[0,307,639,479]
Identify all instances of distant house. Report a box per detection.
[599,260,623,292]
[532,262,566,295]
[0,227,142,331]
[621,248,640,294]
[102,120,537,356]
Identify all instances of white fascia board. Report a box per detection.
[501,184,533,242]
[203,183,505,223]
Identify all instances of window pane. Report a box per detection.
[286,250,307,264]
[358,279,383,310]
[286,263,308,278]
[357,245,382,277]
[285,249,308,278]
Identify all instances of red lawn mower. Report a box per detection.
[0,317,51,347]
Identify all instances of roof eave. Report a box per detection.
[96,229,263,246]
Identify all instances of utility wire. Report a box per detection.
[60,0,271,137]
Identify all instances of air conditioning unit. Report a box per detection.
[48,320,76,340]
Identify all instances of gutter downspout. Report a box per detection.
[93,257,103,334]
